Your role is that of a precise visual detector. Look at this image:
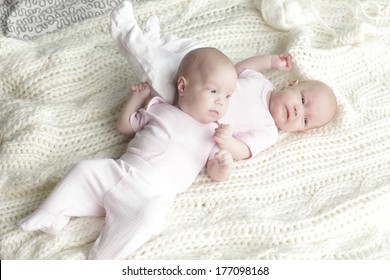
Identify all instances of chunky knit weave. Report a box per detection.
[1,0,389,259]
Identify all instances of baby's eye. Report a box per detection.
[226,94,232,99]
[209,89,217,94]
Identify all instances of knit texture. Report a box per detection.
[1,0,389,259]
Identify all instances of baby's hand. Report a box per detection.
[214,149,233,169]
[214,124,234,149]
[130,82,151,99]
[271,54,292,71]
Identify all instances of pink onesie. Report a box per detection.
[129,97,219,193]
[18,97,219,259]
[221,69,278,158]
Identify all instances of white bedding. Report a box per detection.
[0,0,389,259]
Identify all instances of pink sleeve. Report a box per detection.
[234,126,278,158]
[130,96,165,133]
[130,109,149,133]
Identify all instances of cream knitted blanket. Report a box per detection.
[1,0,389,259]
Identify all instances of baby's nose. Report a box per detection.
[215,97,225,106]
[294,105,302,116]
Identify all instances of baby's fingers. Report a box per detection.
[131,82,148,93]
[279,54,292,70]
[215,124,232,135]
[215,149,233,166]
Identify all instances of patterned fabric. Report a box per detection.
[0,0,128,40]
[0,0,389,259]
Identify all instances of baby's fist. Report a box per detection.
[130,82,151,99]
[271,54,292,71]
[215,149,233,168]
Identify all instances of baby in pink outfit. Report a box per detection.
[18,47,237,259]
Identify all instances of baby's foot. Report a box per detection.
[17,209,70,235]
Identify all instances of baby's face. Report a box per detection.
[178,65,237,124]
[268,81,337,132]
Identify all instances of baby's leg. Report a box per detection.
[18,158,122,234]
[110,1,203,103]
[88,162,175,259]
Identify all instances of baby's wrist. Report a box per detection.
[132,91,149,101]
[270,55,278,69]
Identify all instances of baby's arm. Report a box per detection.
[117,82,151,137]
[206,149,234,182]
[235,54,291,75]
[214,124,251,160]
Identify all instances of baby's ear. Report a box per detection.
[177,76,186,95]
[288,80,299,87]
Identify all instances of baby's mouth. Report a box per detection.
[285,106,290,120]
[209,110,219,116]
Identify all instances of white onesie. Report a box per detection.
[222,69,278,158]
